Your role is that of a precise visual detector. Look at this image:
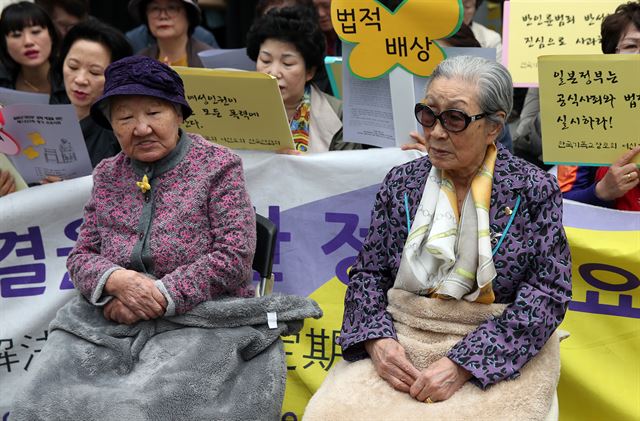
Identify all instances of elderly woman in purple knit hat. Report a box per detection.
[68,54,256,322]
[11,55,322,420]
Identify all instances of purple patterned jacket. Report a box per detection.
[67,132,256,316]
[337,144,572,388]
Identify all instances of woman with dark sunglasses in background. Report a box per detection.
[310,55,570,419]
[128,0,212,67]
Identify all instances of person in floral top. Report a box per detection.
[246,5,365,153]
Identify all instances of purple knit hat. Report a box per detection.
[90,55,193,130]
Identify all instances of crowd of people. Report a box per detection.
[1,0,638,418]
[1,0,637,204]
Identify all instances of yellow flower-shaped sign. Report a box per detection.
[332,0,462,79]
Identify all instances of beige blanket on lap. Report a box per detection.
[304,289,560,421]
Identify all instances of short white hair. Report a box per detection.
[424,55,513,128]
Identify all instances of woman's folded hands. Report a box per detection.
[365,337,420,393]
[103,269,167,324]
[365,338,472,403]
[408,356,472,403]
[103,298,140,325]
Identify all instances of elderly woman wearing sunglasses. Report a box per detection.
[333,55,571,410]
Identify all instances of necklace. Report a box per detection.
[20,77,41,93]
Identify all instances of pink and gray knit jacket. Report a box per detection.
[67,132,256,316]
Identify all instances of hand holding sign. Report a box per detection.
[0,169,17,196]
[332,0,462,78]
[595,146,640,201]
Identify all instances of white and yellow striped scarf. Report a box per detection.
[394,144,497,304]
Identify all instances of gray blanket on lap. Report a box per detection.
[11,293,322,421]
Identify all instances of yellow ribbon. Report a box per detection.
[136,174,151,194]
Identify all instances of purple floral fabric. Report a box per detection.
[337,144,572,388]
[67,133,256,315]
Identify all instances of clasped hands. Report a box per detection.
[103,269,167,325]
[365,337,472,403]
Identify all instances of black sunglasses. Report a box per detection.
[414,103,486,133]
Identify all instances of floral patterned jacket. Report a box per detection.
[337,144,572,388]
[67,132,256,316]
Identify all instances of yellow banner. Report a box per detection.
[174,67,294,151]
[558,227,640,421]
[281,278,346,419]
[538,54,640,165]
[504,0,620,86]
